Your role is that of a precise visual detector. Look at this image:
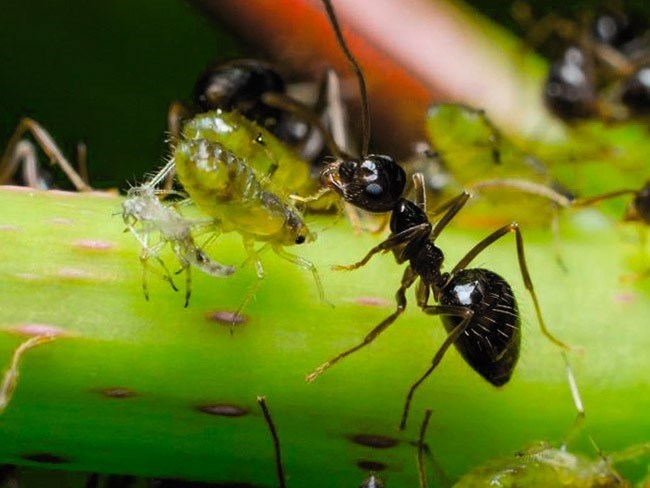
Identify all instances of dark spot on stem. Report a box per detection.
[205,310,248,326]
[196,403,248,417]
[357,459,387,472]
[99,387,136,399]
[21,453,69,464]
[350,434,399,449]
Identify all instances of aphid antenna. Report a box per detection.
[257,396,287,488]
[321,0,371,155]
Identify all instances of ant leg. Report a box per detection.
[272,245,330,307]
[430,192,471,240]
[572,188,638,208]
[256,396,287,488]
[449,222,574,351]
[163,102,190,191]
[10,140,51,189]
[467,178,573,208]
[306,267,417,383]
[400,305,474,430]
[417,409,433,488]
[1,335,56,414]
[333,224,431,271]
[262,92,346,158]
[0,117,91,191]
[317,68,355,157]
[76,140,90,185]
[560,352,585,448]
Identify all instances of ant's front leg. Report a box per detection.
[163,101,192,191]
[306,266,417,383]
[332,224,431,271]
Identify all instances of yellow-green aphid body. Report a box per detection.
[454,442,628,487]
[173,110,313,246]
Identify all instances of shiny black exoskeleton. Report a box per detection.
[307,0,570,431]
[192,59,311,147]
[542,8,650,121]
[306,174,557,429]
[321,155,407,213]
[544,46,598,120]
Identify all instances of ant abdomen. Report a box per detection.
[544,46,598,120]
[192,59,285,124]
[440,268,520,387]
[321,154,406,212]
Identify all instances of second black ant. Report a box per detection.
[307,0,575,430]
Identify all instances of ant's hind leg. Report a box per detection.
[400,305,474,430]
[449,222,574,351]
[306,267,417,383]
[0,117,91,191]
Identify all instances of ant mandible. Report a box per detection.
[307,0,574,430]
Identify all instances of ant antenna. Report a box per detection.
[257,396,287,488]
[321,0,371,155]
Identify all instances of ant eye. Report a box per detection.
[295,235,306,244]
[365,182,383,197]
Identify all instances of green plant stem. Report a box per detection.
[0,187,649,486]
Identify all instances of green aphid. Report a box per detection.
[172,109,327,309]
[453,441,650,488]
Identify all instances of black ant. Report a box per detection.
[307,0,574,430]
[514,3,650,121]
[164,57,352,191]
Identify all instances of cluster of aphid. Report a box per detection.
[2,0,650,486]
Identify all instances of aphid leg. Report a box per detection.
[1,335,56,414]
[0,117,91,191]
[449,222,575,351]
[272,245,330,307]
[233,238,266,328]
[171,246,192,308]
[418,409,433,488]
[332,225,430,272]
[138,236,179,301]
[400,306,474,430]
[256,396,287,488]
[560,351,585,448]
[306,267,417,383]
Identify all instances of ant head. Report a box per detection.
[321,155,406,213]
[544,46,598,120]
[624,181,650,224]
[192,59,285,123]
